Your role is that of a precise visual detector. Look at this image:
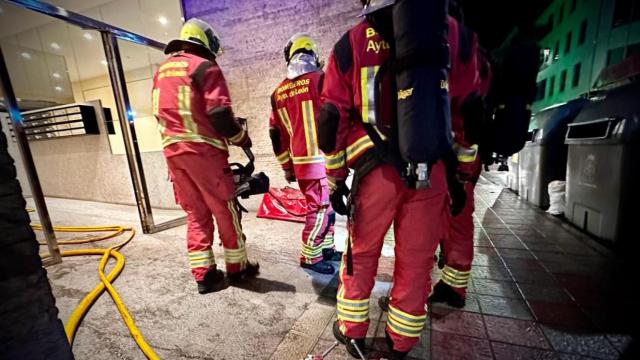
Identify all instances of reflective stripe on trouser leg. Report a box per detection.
[387,161,448,352]
[442,182,475,296]
[299,179,331,264]
[188,249,215,269]
[337,164,399,340]
[387,304,427,338]
[300,207,327,263]
[337,286,369,323]
[441,265,471,288]
[222,200,248,272]
[166,156,216,282]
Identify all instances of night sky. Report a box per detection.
[459,0,553,49]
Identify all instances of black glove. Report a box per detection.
[449,178,467,216]
[329,179,350,216]
[442,148,467,216]
[284,169,296,183]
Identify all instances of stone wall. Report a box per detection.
[183,0,361,186]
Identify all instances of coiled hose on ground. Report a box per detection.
[32,219,159,359]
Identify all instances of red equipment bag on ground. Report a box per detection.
[257,187,309,223]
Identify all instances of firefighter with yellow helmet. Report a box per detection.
[152,18,259,294]
[268,33,341,274]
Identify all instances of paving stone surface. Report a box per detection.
[32,172,636,359]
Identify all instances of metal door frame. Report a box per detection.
[1,0,186,235]
[0,46,62,266]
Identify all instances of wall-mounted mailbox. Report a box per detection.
[5,103,102,141]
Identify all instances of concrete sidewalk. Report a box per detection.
[32,174,634,359]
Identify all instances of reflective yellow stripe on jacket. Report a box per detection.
[360,66,380,124]
[346,135,374,163]
[301,100,320,157]
[158,84,228,152]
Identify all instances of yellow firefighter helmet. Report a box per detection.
[284,33,319,64]
[165,18,223,58]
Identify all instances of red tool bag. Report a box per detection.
[256,187,308,223]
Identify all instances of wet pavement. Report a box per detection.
[31,172,636,359]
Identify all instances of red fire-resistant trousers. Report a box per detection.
[298,178,335,264]
[439,181,476,297]
[166,151,248,281]
[336,162,448,352]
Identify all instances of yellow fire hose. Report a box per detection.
[32,221,160,360]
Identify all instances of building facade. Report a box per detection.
[533,0,640,114]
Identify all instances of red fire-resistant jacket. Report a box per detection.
[320,20,393,181]
[269,70,327,180]
[448,16,481,150]
[321,18,478,181]
[152,52,248,158]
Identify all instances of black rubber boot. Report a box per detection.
[428,281,466,308]
[228,261,260,284]
[323,248,343,261]
[385,330,409,360]
[333,320,367,359]
[378,296,389,312]
[196,268,227,294]
[301,260,335,274]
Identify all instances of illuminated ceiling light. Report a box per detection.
[158,15,168,26]
[50,42,61,50]
[52,72,61,79]
[17,98,22,102]
[20,52,32,60]
[55,86,63,92]
[83,32,93,40]
[100,59,108,66]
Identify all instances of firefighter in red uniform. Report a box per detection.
[318,1,450,358]
[268,33,341,274]
[380,8,490,311]
[429,9,493,308]
[152,18,259,294]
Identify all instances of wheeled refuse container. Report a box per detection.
[518,99,587,208]
[565,81,640,246]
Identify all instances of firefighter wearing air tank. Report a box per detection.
[268,33,341,275]
[318,1,452,358]
[429,7,493,308]
[152,18,259,294]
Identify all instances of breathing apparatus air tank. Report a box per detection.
[392,0,452,188]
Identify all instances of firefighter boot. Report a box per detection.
[301,260,335,275]
[378,296,390,312]
[323,248,343,262]
[197,268,227,294]
[333,321,367,359]
[428,281,465,308]
[228,261,260,284]
[385,330,409,360]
